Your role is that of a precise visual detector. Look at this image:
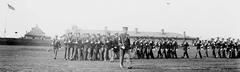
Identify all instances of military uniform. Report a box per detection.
[236,42,240,58]
[71,35,79,60]
[216,40,222,58]
[228,41,236,58]
[194,40,202,58]
[119,27,132,68]
[77,36,83,60]
[157,41,163,58]
[83,35,91,60]
[103,35,111,61]
[211,41,216,58]
[64,33,73,60]
[203,41,209,57]
[172,41,178,59]
[221,41,227,58]
[162,41,168,58]
[109,35,116,62]
[181,42,189,58]
[139,40,144,59]
[92,36,102,61]
[146,40,154,59]
[143,40,149,59]
[167,41,172,58]
[87,36,95,60]
[134,40,141,59]
[52,36,61,59]
[99,35,105,61]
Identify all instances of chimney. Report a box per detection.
[104,26,109,34]
[183,31,186,38]
[161,29,165,34]
[104,26,108,31]
[135,28,139,33]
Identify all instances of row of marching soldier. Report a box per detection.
[52,35,240,60]
[52,34,191,60]
[52,27,132,68]
[194,37,240,59]
[51,29,240,65]
[61,32,122,61]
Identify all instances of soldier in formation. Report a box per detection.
[52,35,61,59]
[193,37,240,59]
[52,29,240,66]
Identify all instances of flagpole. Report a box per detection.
[4,3,8,38]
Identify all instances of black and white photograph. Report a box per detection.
[0,0,240,72]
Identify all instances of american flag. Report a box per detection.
[8,4,15,10]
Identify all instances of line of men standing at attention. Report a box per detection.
[52,33,240,62]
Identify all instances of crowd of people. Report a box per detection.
[52,27,133,68]
[51,28,240,68]
[52,33,240,60]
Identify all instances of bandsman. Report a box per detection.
[172,40,178,59]
[181,41,189,58]
[194,40,202,58]
[156,40,163,58]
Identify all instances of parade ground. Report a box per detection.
[0,45,240,72]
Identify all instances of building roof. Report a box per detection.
[25,26,45,37]
[76,29,197,39]
[61,26,197,39]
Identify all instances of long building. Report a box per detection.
[65,26,198,45]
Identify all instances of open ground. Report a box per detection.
[0,45,240,72]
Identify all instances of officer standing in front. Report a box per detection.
[119,27,132,69]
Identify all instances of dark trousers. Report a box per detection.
[157,49,163,58]
[140,48,145,59]
[142,48,147,59]
[205,49,208,57]
[218,48,222,58]
[212,48,216,58]
[136,49,142,59]
[92,47,100,61]
[172,50,177,58]
[195,49,202,58]
[77,48,83,60]
[182,50,189,58]
[119,48,131,67]
[146,48,154,59]
[83,47,88,60]
[237,51,240,58]
[163,49,168,58]
[167,49,171,58]
[222,49,226,58]
[230,49,236,58]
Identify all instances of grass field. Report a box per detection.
[0,45,240,72]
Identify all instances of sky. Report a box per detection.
[0,0,240,39]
